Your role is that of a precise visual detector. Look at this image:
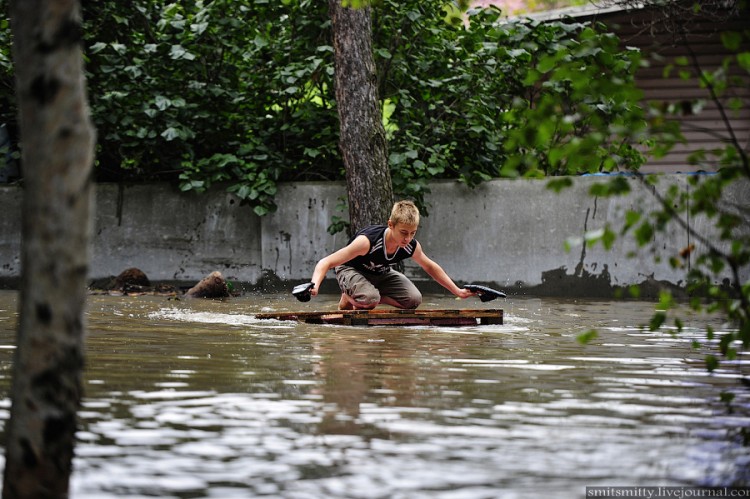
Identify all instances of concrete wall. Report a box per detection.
[0,176,747,297]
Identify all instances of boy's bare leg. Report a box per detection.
[375,270,422,310]
[379,296,407,309]
[339,293,377,310]
[335,267,379,310]
[338,293,354,310]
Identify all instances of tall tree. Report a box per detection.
[3,0,95,497]
[329,0,393,233]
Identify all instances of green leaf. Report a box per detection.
[169,44,195,60]
[584,228,605,243]
[161,127,181,141]
[253,205,270,216]
[674,317,683,333]
[719,391,735,407]
[720,31,742,51]
[601,226,616,250]
[649,311,666,331]
[90,42,108,54]
[624,210,641,228]
[442,3,463,27]
[191,22,209,36]
[564,236,582,253]
[634,222,654,246]
[546,177,573,192]
[657,290,674,310]
[719,333,734,356]
[738,52,750,71]
[110,43,127,55]
[705,355,719,372]
[537,54,559,73]
[375,48,392,59]
[577,329,599,344]
[154,95,171,110]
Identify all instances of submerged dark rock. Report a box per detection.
[185,271,230,299]
[88,268,177,296]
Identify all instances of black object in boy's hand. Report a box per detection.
[292,282,315,302]
[463,284,507,302]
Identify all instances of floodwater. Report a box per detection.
[0,290,748,498]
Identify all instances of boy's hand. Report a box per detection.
[292,282,315,302]
[456,288,475,299]
[463,284,507,302]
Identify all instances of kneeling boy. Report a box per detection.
[309,200,474,310]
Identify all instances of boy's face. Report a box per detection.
[388,221,418,248]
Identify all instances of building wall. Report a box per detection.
[1,176,747,297]
[548,3,750,174]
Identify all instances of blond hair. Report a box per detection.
[390,200,420,226]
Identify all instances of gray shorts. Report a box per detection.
[335,265,422,309]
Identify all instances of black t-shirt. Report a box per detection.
[343,225,418,275]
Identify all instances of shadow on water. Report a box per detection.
[0,291,747,498]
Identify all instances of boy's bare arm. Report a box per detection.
[310,236,370,295]
[412,243,475,299]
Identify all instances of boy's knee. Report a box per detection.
[401,291,422,310]
[354,290,380,308]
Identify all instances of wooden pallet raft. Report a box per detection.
[255,308,503,326]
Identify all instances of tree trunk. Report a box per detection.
[329,0,393,233]
[3,1,95,497]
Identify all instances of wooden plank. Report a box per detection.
[255,308,503,327]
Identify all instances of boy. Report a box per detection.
[309,200,475,310]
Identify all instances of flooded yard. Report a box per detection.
[0,290,747,498]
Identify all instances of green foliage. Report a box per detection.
[0,0,648,217]
[0,11,15,162]
[577,24,750,373]
[373,2,647,209]
[583,225,616,250]
[57,0,336,215]
[577,329,598,344]
[498,22,647,178]
[327,197,351,235]
[547,177,573,192]
[100,0,339,214]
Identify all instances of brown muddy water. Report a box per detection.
[0,290,748,498]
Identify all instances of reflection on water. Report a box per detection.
[0,290,748,498]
